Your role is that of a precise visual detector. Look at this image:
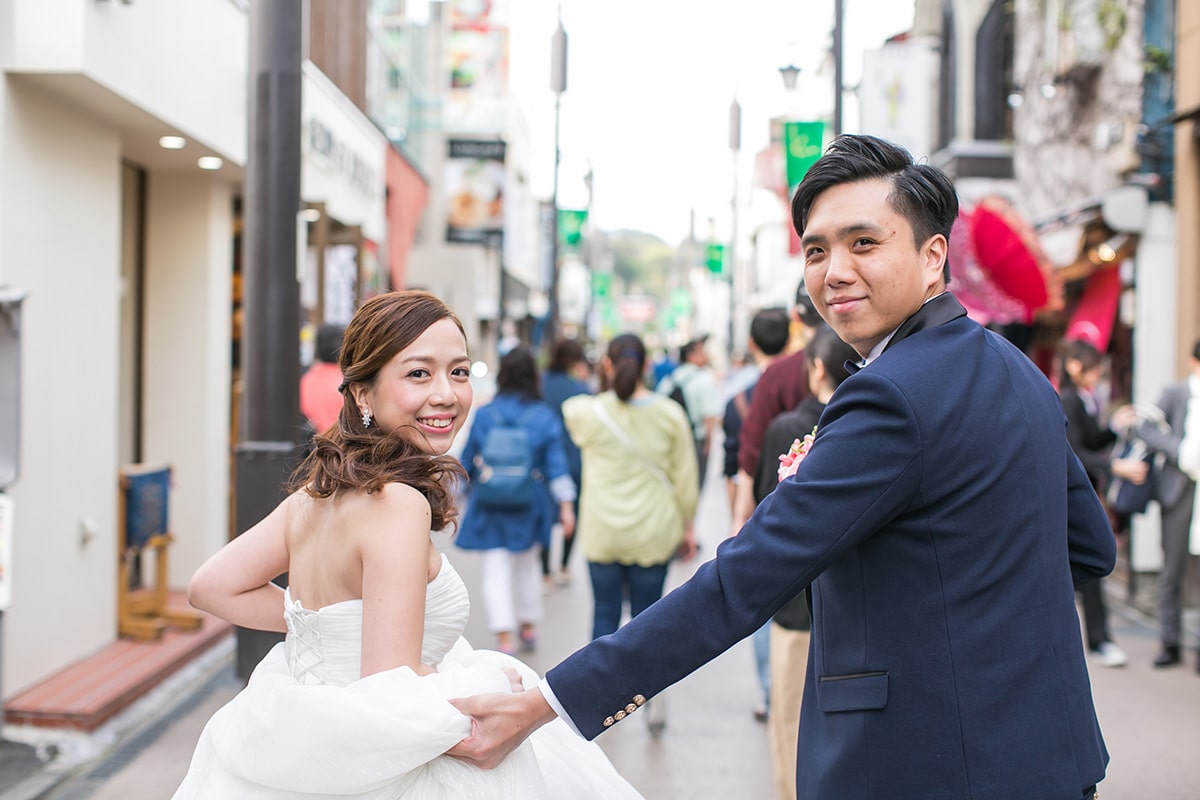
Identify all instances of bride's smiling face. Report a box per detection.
[356,318,473,454]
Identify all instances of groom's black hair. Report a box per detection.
[791,134,957,283]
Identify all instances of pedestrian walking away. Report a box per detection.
[455,345,578,655]
[752,323,859,800]
[657,335,722,489]
[559,333,701,732]
[540,337,593,586]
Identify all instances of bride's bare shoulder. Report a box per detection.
[343,482,431,531]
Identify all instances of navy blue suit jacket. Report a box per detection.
[547,294,1114,800]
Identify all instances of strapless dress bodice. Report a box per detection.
[283,553,470,687]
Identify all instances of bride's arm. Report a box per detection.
[187,495,291,632]
[358,482,437,678]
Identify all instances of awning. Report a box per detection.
[1031,185,1148,235]
[1029,185,1146,284]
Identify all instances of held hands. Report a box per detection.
[447,687,557,770]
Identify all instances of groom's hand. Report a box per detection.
[447,688,558,769]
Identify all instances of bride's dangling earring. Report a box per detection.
[361,408,372,428]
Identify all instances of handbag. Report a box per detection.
[1105,403,1167,515]
[1105,436,1155,515]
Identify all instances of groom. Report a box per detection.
[450,135,1113,800]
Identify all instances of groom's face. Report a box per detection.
[800,178,946,358]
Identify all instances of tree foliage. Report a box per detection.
[605,229,674,296]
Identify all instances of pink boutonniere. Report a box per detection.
[777,426,818,483]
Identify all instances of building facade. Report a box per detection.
[0,0,436,698]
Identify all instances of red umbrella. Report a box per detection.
[967,197,1062,320]
[947,209,1031,326]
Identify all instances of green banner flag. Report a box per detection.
[784,121,825,190]
[592,271,612,299]
[558,208,588,248]
[705,242,726,275]
[662,287,692,331]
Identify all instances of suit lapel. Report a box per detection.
[881,292,968,355]
[843,293,968,376]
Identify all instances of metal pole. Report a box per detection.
[243,0,302,442]
[728,98,741,355]
[548,9,567,350]
[833,0,844,136]
[583,166,595,343]
[236,0,303,681]
[496,235,507,348]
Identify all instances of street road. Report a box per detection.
[42,435,1200,800]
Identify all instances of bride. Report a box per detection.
[173,290,642,799]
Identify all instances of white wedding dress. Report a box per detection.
[173,554,643,799]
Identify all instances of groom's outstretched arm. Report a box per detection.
[447,687,558,769]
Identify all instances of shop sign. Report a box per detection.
[308,117,377,195]
[445,139,506,244]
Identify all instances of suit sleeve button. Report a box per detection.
[603,716,615,727]
[625,703,637,714]
[614,710,627,721]
[633,694,646,706]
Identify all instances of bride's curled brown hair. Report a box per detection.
[289,290,468,531]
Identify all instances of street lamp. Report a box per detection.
[778,63,801,91]
[728,97,741,354]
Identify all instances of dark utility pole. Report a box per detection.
[833,0,844,136]
[728,98,741,354]
[235,0,303,681]
[547,9,567,349]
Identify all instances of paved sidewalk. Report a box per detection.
[4,452,777,800]
[7,440,1200,798]
[0,638,235,800]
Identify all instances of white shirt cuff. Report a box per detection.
[536,677,584,738]
[548,474,578,503]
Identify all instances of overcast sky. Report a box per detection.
[505,0,917,245]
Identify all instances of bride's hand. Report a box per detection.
[502,666,524,693]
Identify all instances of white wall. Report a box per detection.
[2,80,122,695]
[6,0,86,71]
[143,173,234,587]
[1129,202,1178,572]
[7,0,247,162]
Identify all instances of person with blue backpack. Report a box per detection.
[456,345,577,655]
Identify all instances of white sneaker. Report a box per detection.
[1094,642,1128,668]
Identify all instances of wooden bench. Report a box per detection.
[4,597,231,732]
[118,464,204,640]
